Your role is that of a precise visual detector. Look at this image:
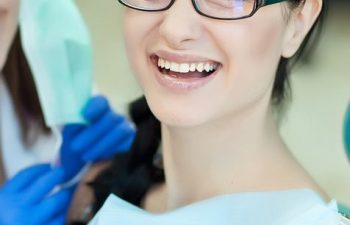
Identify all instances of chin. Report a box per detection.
[151,105,209,128]
[144,91,218,128]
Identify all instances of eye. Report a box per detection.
[201,0,255,14]
[129,0,170,9]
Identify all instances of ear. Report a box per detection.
[281,0,323,58]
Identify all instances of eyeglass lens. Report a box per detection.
[121,0,257,19]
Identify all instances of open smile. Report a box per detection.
[150,53,222,91]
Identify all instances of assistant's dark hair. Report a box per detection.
[2,31,50,144]
[88,0,327,219]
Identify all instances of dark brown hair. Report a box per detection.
[2,30,49,144]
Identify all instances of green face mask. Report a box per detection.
[19,0,93,126]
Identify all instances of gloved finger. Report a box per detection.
[62,124,85,140]
[34,188,73,223]
[70,111,125,153]
[111,128,135,153]
[98,122,135,157]
[82,124,135,162]
[22,167,66,204]
[1,164,51,193]
[45,214,66,225]
[83,95,110,123]
[84,132,135,162]
[60,125,87,181]
[59,149,85,182]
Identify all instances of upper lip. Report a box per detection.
[152,50,221,64]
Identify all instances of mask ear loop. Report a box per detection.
[50,126,63,169]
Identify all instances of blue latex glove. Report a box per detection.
[345,103,350,160]
[0,164,73,225]
[60,95,135,180]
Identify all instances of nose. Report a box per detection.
[158,0,202,49]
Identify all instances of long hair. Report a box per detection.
[2,31,49,144]
[88,0,327,220]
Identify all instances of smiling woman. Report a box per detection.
[70,0,350,224]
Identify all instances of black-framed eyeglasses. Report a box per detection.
[117,0,288,20]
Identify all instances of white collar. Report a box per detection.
[90,189,340,225]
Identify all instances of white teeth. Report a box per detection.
[190,63,196,72]
[204,63,210,72]
[197,63,204,73]
[157,57,218,73]
[165,61,171,69]
[179,63,190,73]
[170,62,179,72]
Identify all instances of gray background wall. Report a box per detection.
[76,0,350,205]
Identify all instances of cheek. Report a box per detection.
[122,10,158,86]
[216,11,286,75]
[210,8,286,107]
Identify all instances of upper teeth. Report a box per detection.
[157,58,218,73]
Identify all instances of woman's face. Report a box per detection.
[123,2,298,127]
[0,0,19,71]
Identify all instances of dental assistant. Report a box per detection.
[0,0,135,224]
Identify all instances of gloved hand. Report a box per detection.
[0,164,73,225]
[344,103,350,159]
[60,95,135,180]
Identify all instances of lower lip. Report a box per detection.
[150,59,219,92]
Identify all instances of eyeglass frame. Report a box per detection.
[117,0,289,20]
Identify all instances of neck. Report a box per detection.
[160,102,320,210]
